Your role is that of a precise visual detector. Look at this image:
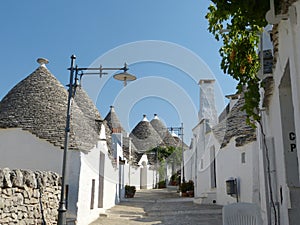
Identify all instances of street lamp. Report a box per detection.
[57,55,136,225]
[168,123,185,183]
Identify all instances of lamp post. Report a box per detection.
[169,123,185,183]
[156,147,159,189]
[57,55,136,225]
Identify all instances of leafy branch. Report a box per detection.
[148,146,182,164]
[205,1,269,125]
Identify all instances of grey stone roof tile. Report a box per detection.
[129,117,162,153]
[0,66,101,152]
[150,116,178,148]
[212,96,256,148]
[104,106,126,134]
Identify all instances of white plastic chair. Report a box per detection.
[222,202,263,225]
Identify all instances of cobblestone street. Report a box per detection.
[90,188,222,225]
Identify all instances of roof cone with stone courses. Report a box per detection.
[104,106,125,133]
[74,87,102,134]
[170,129,189,150]
[150,114,178,147]
[212,96,256,148]
[0,59,101,151]
[129,115,162,152]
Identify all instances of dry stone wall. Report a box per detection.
[0,168,61,225]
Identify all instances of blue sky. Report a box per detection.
[0,1,237,142]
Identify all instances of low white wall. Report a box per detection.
[147,168,156,189]
[128,165,141,189]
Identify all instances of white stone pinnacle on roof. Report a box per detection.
[37,58,49,68]
[142,114,149,122]
[153,113,159,120]
[171,130,178,137]
[110,105,115,112]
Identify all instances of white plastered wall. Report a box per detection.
[259,3,300,224]
[216,141,258,205]
[0,128,63,172]
[0,128,81,220]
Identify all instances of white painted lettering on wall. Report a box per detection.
[289,132,296,152]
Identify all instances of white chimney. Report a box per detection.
[142,114,149,122]
[153,113,159,120]
[199,79,217,126]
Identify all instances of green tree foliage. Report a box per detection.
[149,146,182,163]
[206,0,270,125]
[148,146,182,181]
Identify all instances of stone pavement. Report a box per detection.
[90,187,222,225]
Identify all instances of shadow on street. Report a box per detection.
[90,187,222,225]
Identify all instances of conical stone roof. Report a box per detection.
[104,106,125,133]
[129,115,162,152]
[212,96,256,148]
[0,60,101,151]
[150,114,178,147]
[150,114,167,137]
[173,136,189,150]
[74,87,103,135]
[170,131,189,150]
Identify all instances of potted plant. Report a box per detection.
[158,180,166,189]
[186,180,194,197]
[180,180,194,197]
[169,173,179,186]
[125,185,136,198]
[180,181,189,197]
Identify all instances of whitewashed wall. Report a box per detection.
[191,120,219,204]
[184,148,195,182]
[190,116,260,207]
[76,143,103,225]
[102,155,119,209]
[147,169,156,189]
[122,163,155,190]
[0,128,63,173]
[259,3,300,224]
[0,128,82,221]
[127,165,141,189]
[216,141,259,205]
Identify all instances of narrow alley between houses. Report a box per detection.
[90,187,222,225]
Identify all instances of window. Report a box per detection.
[210,146,217,188]
[241,152,246,164]
[65,185,69,209]
[90,179,95,209]
[98,152,105,208]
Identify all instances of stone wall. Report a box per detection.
[0,168,61,225]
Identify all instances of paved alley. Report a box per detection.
[90,187,222,225]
